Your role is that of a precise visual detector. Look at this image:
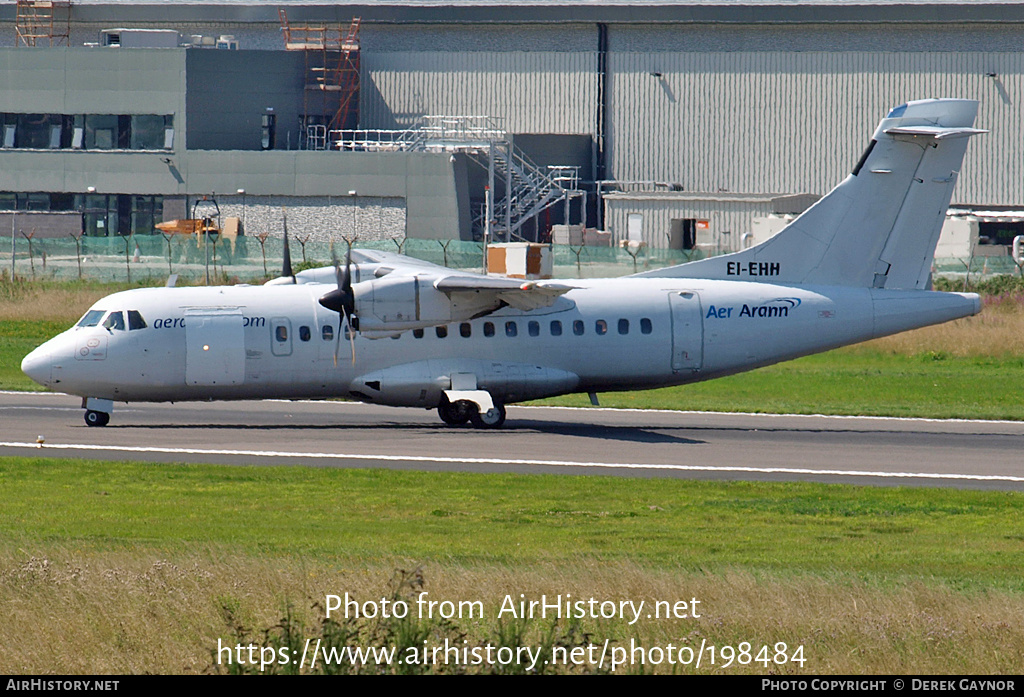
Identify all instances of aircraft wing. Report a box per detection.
[433,276,575,312]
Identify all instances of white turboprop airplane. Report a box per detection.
[22,99,986,428]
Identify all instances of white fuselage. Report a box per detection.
[21,277,979,410]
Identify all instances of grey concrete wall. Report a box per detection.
[186,49,305,151]
[0,47,185,118]
[0,211,81,240]
[0,148,465,240]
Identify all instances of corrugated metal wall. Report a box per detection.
[608,52,1024,205]
[603,195,776,251]
[361,49,1022,206]
[361,51,598,133]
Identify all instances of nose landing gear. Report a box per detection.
[83,397,113,427]
[84,409,110,427]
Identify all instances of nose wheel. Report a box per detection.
[84,410,110,427]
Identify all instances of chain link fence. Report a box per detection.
[1,233,1019,284]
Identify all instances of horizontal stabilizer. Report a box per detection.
[884,126,988,140]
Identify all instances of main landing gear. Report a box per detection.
[438,398,506,429]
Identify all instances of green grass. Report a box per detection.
[535,348,1024,420]
[1,320,68,391]
[2,457,1022,592]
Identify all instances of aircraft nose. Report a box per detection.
[21,346,52,387]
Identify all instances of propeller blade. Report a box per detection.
[328,240,353,367]
[281,207,294,280]
[334,310,343,367]
[345,309,356,365]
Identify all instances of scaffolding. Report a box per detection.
[279,9,360,149]
[15,0,72,47]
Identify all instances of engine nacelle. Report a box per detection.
[352,275,497,333]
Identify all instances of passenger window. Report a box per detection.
[102,311,125,331]
[528,321,540,337]
[460,323,472,338]
[275,325,288,342]
[436,326,448,338]
[505,321,517,337]
[595,319,607,335]
[618,318,629,335]
[640,318,653,334]
[550,320,562,336]
[127,310,147,330]
[483,322,495,337]
[413,328,424,339]
[573,320,584,336]
[322,325,334,341]
[299,326,311,342]
[77,310,104,327]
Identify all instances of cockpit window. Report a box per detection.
[102,311,125,331]
[127,310,147,330]
[76,310,105,327]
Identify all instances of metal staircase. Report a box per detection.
[332,115,578,241]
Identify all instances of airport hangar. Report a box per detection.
[1,0,1024,259]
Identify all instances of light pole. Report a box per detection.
[236,188,246,234]
[9,208,15,279]
[348,189,357,238]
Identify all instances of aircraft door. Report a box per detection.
[270,317,293,357]
[669,291,703,372]
[185,309,244,386]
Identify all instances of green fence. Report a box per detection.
[1,233,1019,284]
[0,235,708,284]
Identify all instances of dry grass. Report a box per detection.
[3,550,1022,674]
[863,296,1024,358]
[0,282,126,323]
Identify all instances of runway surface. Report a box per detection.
[2,391,1023,490]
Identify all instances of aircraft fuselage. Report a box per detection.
[22,278,979,411]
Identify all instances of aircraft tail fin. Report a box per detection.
[637,99,985,289]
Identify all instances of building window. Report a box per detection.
[0,113,173,151]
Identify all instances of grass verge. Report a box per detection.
[1,456,1023,673]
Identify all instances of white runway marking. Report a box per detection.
[2,441,1022,484]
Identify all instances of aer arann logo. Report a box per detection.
[738,297,800,318]
[705,297,800,320]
